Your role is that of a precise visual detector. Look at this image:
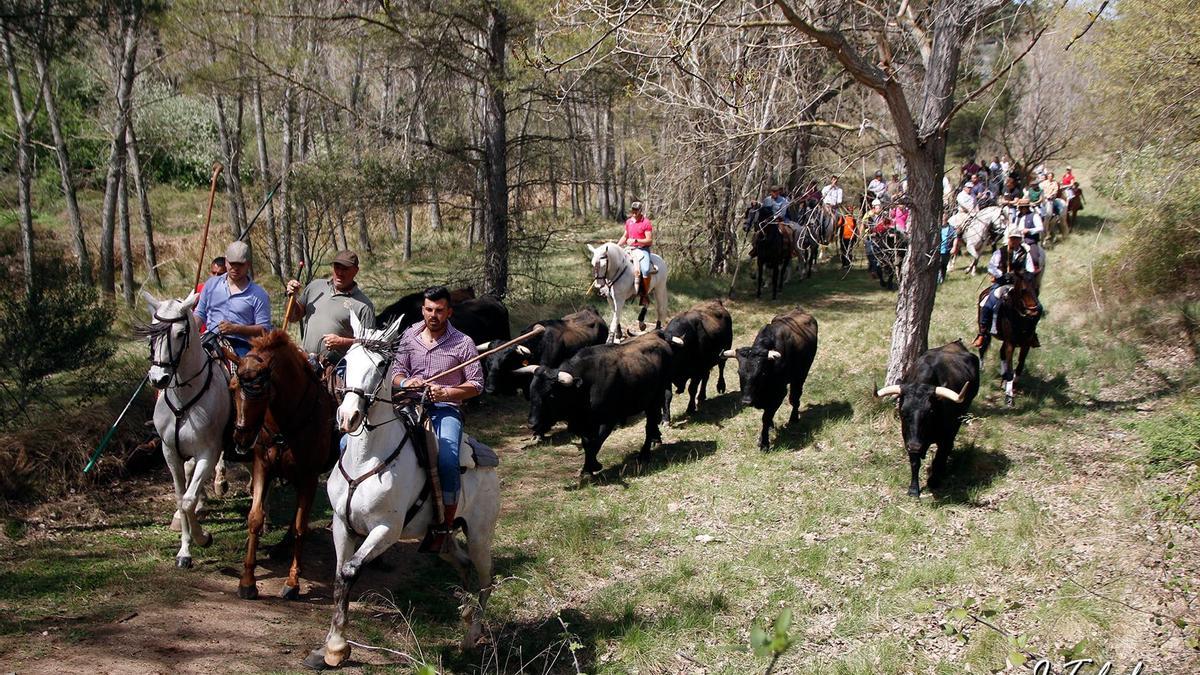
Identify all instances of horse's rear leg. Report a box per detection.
[462,475,499,647]
[279,476,318,600]
[238,455,270,599]
[308,523,399,670]
[212,457,229,498]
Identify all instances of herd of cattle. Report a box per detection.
[395,287,980,496]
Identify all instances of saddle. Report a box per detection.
[624,247,659,276]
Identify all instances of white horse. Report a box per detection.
[951,206,1007,275]
[588,242,669,340]
[306,314,500,669]
[141,291,230,569]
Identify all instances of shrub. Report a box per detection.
[0,268,114,424]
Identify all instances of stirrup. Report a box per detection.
[418,522,454,553]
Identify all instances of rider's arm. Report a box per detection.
[639,226,653,247]
[194,284,210,327]
[432,342,484,403]
[617,231,628,247]
[1024,214,1044,238]
[987,251,1004,278]
[390,342,411,388]
[284,281,307,322]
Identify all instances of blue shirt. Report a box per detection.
[762,194,790,219]
[939,225,956,254]
[196,274,272,342]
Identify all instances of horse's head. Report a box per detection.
[231,347,273,452]
[587,242,621,289]
[338,313,404,433]
[139,290,200,390]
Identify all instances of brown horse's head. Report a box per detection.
[230,330,297,452]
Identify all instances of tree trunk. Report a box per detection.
[387,200,400,242]
[356,199,372,253]
[279,86,295,278]
[1,23,37,299]
[884,5,969,385]
[34,47,90,284]
[98,11,139,295]
[252,77,281,278]
[403,203,413,261]
[125,123,159,287]
[604,97,616,219]
[481,6,509,295]
[118,168,135,306]
[215,93,249,239]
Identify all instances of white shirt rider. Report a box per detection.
[821,179,844,212]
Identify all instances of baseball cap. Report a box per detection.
[332,250,360,267]
[225,241,250,263]
[630,201,644,211]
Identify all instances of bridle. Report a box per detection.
[592,244,629,291]
[140,310,219,458]
[333,337,430,529]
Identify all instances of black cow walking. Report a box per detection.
[377,293,511,345]
[875,340,980,497]
[484,307,609,396]
[663,300,733,418]
[526,331,673,476]
[724,308,818,450]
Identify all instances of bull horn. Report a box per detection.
[767,350,782,361]
[721,349,737,359]
[476,342,491,352]
[875,384,902,398]
[934,382,970,404]
[670,336,685,345]
[556,371,576,385]
[516,345,532,356]
[512,365,538,375]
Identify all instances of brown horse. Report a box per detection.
[231,330,338,600]
[979,272,1041,406]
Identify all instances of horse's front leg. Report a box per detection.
[176,453,217,568]
[162,447,193,568]
[238,453,270,599]
[280,475,318,600]
[1016,344,1031,377]
[608,296,623,342]
[307,523,401,670]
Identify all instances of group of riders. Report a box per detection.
[161,240,478,551]
[738,155,1084,350]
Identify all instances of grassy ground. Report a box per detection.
[1,184,1198,673]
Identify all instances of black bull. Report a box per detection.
[875,340,980,497]
[663,300,733,418]
[482,307,609,396]
[525,331,673,476]
[724,308,818,450]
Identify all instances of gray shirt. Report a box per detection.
[297,278,375,361]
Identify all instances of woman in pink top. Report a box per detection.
[618,201,654,302]
[889,203,910,233]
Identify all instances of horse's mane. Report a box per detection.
[249,330,310,373]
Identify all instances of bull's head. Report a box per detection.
[482,341,532,395]
[875,381,969,496]
[723,347,782,406]
[519,365,582,437]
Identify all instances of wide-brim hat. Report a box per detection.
[1005,225,1023,239]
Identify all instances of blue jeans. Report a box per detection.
[429,404,464,506]
[631,247,651,276]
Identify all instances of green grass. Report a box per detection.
[0,179,1196,673]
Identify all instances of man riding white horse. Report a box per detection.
[620,201,655,307]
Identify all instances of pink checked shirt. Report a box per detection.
[390,323,483,407]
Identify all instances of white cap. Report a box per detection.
[1005,224,1022,239]
[871,199,882,207]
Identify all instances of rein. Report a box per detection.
[594,245,630,292]
[143,312,221,460]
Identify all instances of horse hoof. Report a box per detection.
[1005,395,1014,407]
[907,486,921,498]
[302,649,333,671]
[213,479,230,498]
[169,513,182,532]
[176,556,193,569]
[196,531,213,548]
[280,583,301,601]
[238,584,259,600]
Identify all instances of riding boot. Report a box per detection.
[636,273,650,306]
[419,503,457,553]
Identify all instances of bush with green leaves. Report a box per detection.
[0,266,113,424]
[134,82,221,188]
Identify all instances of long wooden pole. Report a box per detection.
[281,261,304,333]
[414,324,546,384]
[193,162,224,290]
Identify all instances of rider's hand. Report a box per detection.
[428,384,447,403]
[217,320,240,335]
[323,334,347,351]
[404,377,426,389]
[286,279,301,296]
